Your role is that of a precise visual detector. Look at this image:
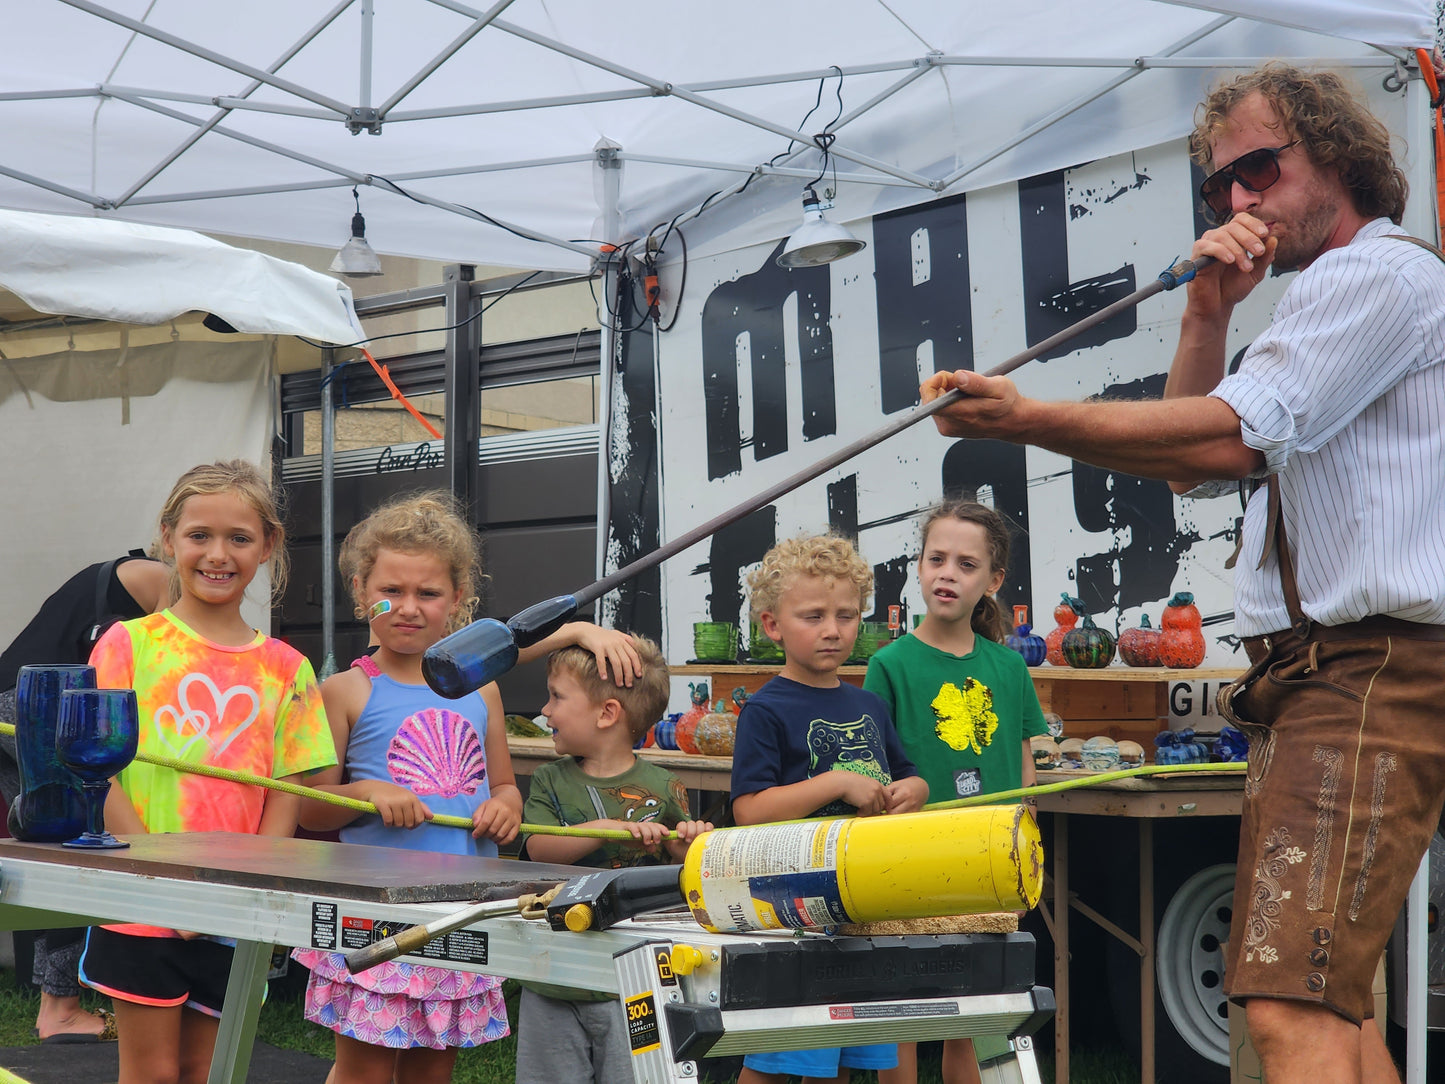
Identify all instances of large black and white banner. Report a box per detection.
[604,139,1299,668]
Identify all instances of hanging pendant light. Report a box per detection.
[776,185,866,268]
[329,186,384,277]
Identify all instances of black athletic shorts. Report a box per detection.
[79,926,234,1018]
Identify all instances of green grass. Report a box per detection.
[0,968,1140,1083]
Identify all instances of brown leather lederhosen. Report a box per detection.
[1216,239,1445,1020]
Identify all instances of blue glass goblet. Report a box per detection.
[54,688,139,849]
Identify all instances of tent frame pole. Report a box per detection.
[595,140,623,587]
[444,265,482,525]
[320,347,338,678]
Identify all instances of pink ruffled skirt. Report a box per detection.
[292,948,509,1050]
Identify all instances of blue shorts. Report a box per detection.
[743,1043,898,1076]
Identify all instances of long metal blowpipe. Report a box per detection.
[423,254,1215,697]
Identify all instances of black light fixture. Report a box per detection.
[329,186,384,277]
[776,185,866,268]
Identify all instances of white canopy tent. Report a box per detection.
[0,208,363,341]
[0,2,1435,275]
[0,209,364,645]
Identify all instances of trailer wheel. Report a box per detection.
[1105,822,1239,1084]
[1155,863,1235,1071]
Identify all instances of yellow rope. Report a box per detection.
[928,760,1248,809]
[0,721,668,842]
[3,720,1247,840]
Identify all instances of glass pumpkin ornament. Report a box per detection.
[1159,591,1207,668]
[1062,613,1116,668]
[1118,613,1162,667]
[1045,594,1083,666]
[1005,604,1047,667]
[652,715,680,750]
[694,700,738,757]
[673,682,711,755]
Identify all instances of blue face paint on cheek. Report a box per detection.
[368,599,393,621]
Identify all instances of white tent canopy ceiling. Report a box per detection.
[0,1,1435,274]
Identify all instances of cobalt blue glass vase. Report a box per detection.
[8,664,94,842]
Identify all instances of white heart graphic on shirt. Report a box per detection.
[153,673,260,758]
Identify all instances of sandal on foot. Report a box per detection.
[38,1009,116,1044]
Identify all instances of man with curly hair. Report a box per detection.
[922,64,1445,1084]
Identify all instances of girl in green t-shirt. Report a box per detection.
[864,499,1048,1084]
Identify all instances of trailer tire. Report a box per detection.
[1105,826,1238,1084]
[1155,863,1235,1072]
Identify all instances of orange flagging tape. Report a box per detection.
[1417,49,1445,238]
[361,347,443,440]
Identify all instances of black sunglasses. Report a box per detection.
[1199,140,1301,219]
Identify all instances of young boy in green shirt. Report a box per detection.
[515,634,711,1083]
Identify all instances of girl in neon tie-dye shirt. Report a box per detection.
[81,460,336,1084]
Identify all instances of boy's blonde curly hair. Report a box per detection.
[746,534,873,619]
[548,634,671,743]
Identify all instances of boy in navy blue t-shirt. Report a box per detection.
[731,534,929,1084]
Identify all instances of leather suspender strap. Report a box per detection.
[1394,234,1445,262]
[1258,476,1445,642]
[1257,475,1311,638]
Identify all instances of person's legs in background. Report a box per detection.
[33,929,113,1041]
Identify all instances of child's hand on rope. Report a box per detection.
[472,794,522,845]
[663,819,713,861]
[363,782,434,829]
[619,818,673,856]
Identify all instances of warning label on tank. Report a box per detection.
[746,870,848,927]
[625,992,660,1053]
[696,821,841,879]
[690,822,849,931]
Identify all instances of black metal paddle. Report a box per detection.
[423,253,1215,698]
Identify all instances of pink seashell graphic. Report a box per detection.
[387,707,486,798]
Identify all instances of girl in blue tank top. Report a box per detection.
[290,491,642,1084]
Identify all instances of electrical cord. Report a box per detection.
[656,227,687,332]
[315,67,847,339]
[638,65,846,329]
[297,268,546,353]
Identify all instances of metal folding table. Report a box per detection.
[0,833,1054,1084]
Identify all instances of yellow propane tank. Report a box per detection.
[680,805,1042,933]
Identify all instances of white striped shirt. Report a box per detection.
[1210,218,1445,637]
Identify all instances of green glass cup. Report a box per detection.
[692,622,738,663]
[748,621,784,662]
